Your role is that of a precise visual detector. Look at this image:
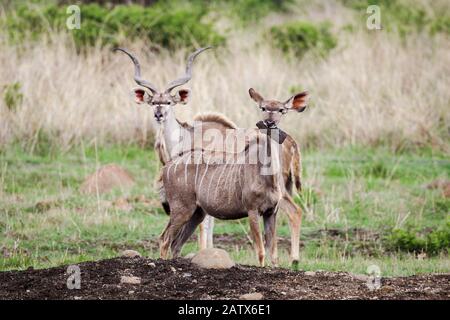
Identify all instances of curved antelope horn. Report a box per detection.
[164,46,212,94]
[113,48,159,95]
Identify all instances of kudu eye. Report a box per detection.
[260,107,266,112]
[279,109,287,114]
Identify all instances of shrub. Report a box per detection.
[3,82,24,112]
[1,2,225,49]
[341,0,450,36]
[430,15,450,35]
[385,222,450,255]
[268,21,337,58]
[227,0,293,24]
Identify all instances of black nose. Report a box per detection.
[155,111,164,121]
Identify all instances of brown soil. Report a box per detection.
[0,257,448,300]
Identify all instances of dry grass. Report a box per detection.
[0,8,449,152]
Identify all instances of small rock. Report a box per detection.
[128,290,135,295]
[148,262,156,268]
[121,250,141,258]
[192,279,198,284]
[73,296,82,300]
[280,292,287,295]
[182,272,192,278]
[240,292,263,300]
[120,276,141,285]
[380,286,394,293]
[305,271,316,276]
[191,248,235,269]
[170,266,177,273]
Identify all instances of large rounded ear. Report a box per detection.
[249,88,264,105]
[173,89,190,105]
[285,91,309,112]
[133,88,151,104]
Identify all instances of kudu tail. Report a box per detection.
[292,142,302,193]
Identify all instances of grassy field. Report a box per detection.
[1,143,448,276]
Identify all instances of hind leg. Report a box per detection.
[205,215,215,248]
[198,222,206,250]
[198,215,214,250]
[280,195,302,266]
[159,202,197,259]
[159,222,172,259]
[172,207,206,257]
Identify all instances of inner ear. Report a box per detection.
[134,88,149,104]
[175,89,190,105]
[286,91,309,111]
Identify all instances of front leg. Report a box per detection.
[263,211,278,267]
[248,210,265,267]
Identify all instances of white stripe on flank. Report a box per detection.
[198,153,212,191]
[206,164,220,203]
[214,157,233,200]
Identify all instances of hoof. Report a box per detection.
[291,259,299,270]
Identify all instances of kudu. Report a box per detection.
[160,88,308,266]
[114,47,236,250]
[201,107,305,265]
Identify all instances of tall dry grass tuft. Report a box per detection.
[0,30,449,151]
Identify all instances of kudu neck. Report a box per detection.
[161,108,190,159]
[259,131,282,180]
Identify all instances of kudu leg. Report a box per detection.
[198,215,214,250]
[206,215,215,248]
[172,207,206,256]
[280,195,302,266]
[248,210,265,267]
[263,211,278,267]
[198,223,207,250]
[159,204,196,259]
[159,222,172,259]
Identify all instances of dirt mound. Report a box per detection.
[0,257,448,300]
[80,164,135,195]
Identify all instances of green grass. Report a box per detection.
[0,144,449,276]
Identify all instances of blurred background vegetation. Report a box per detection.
[2,0,448,50]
